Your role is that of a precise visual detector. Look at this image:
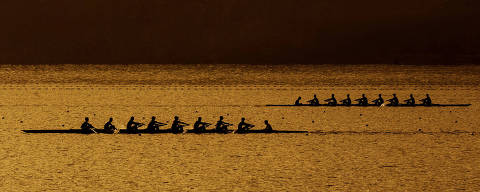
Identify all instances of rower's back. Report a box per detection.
[193,117,202,130]
[147,116,157,131]
[126,117,137,132]
[422,94,432,106]
[237,118,247,132]
[81,117,93,131]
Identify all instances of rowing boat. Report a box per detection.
[234,130,309,134]
[22,129,308,134]
[22,129,181,134]
[185,129,233,134]
[266,103,471,107]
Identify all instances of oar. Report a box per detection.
[90,127,98,134]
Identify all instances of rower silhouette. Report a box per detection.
[171,116,188,133]
[215,116,233,132]
[237,117,254,133]
[420,94,432,106]
[340,94,352,106]
[387,94,399,106]
[104,117,117,134]
[295,97,302,105]
[193,117,211,132]
[264,120,273,131]
[307,94,320,105]
[147,116,167,132]
[372,94,384,106]
[324,94,337,106]
[127,116,144,133]
[355,94,368,106]
[404,94,415,106]
[81,117,96,134]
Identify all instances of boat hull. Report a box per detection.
[234,130,309,134]
[22,129,181,134]
[185,129,233,134]
[266,104,471,107]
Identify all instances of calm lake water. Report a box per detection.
[0,64,479,191]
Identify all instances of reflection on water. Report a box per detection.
[0,64,479,191]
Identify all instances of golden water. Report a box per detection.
[1,64,479,191]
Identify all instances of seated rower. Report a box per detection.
[372,94,384,106]
[127,116,144,133]
[264,120,273,131]
[81,117,96,134]
[104,117,117,134]
[295,97,302,105]
[404,94,415,106]
[146,116,167,132]
[193,117,211,132]
[420,94,432,106]
[387,94,399,106]
[171,116,188,133]
[324,94,337,106]
[237,117,254,132]
[215,116,233,132]
[307,94,320,105]
[355,94,368,106]
[340,94,352,106]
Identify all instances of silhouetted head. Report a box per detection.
[109,117,113,122]
[174,116,179,120]
[362,94,365,97]
[298,96,301,100]
[198,117,202,121]
[85,117,89,122]
[314,94,317,98]
[426,94,430,97]
[332,94,335,97]
[130,116,134,121]
[241,117,245,121]
[347,94,350,97]
[379,94,382,97]
[219,116,224,120]
[264,120,269,124]
[410,94,414,97]
[393,94,396,97]
[151,116,156,120]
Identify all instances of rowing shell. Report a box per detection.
[22,129,181,134]
[22,129,308,134]
[266,104,471,107]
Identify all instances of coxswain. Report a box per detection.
[126,116,144,133]
[295,97,302,105]
[340,94,352,106]
[264,120,273,131]
[80,117,96,133]
[193,117,211,132]
[387,94,399,106]
[324,94,337,106]
[420,94,432,106]
[372,94,384,106]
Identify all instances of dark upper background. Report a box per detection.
[0,0,479,64]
